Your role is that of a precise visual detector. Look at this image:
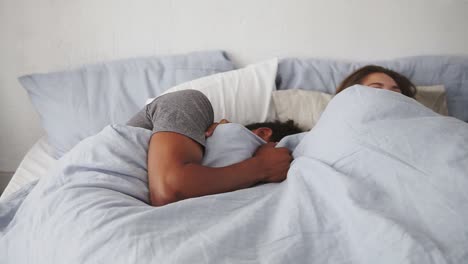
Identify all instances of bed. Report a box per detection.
[1,51,468,264]
[0,137,56,200]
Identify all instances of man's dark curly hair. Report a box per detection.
[245,119,303,142]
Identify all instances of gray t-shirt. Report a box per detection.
[126,90,214,147]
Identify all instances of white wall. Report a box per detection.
[1,0,468,172]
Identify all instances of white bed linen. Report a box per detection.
[0,137,56,201]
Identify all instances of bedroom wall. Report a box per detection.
[1,0,468,173]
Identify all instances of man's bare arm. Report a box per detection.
[148,132,291,206]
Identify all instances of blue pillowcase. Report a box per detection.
[276,55,468,122]
[202,123,265,167]
[19,50,235,158]
[202,123,306,168]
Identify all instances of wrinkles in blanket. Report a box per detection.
[0,125,344,263]
[1,85,468,264]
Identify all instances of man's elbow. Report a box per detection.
[149,187,178,207]
[149,175,184,207]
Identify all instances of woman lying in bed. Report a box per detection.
[127,90,302,206]
[336,65,416,97]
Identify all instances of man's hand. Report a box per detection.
[254,143,292,183]
[205,119,230,137]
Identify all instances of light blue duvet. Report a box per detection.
[1,86,468,263]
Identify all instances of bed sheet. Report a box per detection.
[0,137,56,201]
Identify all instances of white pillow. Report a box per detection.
[146,59,278,125]
[272,90,333,131]
[273,85,448,131]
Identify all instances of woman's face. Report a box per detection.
[360,72,401,93]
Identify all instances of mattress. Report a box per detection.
[0,137,56,201]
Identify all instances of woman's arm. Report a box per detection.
[148,132,291,206]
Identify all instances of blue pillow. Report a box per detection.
[202,123,306,168]
[276,55,468,122]
[202,123,265,167]
[19,50,235,158]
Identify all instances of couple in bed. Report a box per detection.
[127,65,417,206]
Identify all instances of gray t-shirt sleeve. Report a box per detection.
[126,90,214,147]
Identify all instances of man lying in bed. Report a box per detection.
[127,90,302,206]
